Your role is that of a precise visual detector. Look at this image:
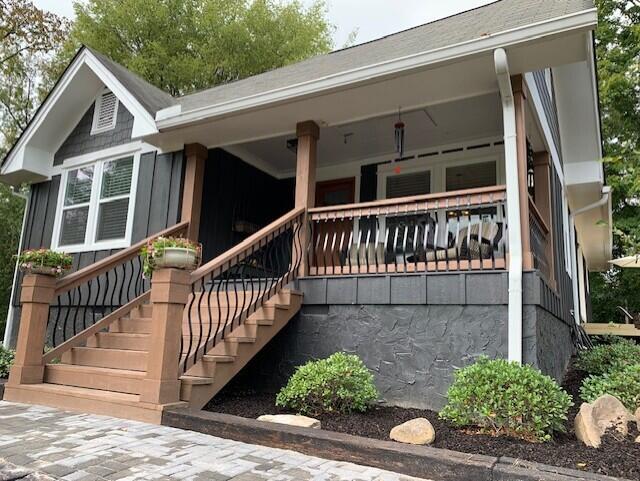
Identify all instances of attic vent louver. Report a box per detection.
[91,90,119,134]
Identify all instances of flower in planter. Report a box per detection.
[16,249,73,277]
[141,236,202,277]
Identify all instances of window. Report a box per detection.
[54,152,138,252]
[386,170,431,198]
[445,161,496,191]
[91,90,119,134]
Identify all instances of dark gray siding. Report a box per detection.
[54,101,134,165]
[198,148,294,263]
[532,70,562,162]
[8,149,184,346]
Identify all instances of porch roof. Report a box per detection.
[157,0,596,126]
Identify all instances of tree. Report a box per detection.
[67,0,335,96]
[0,1,69,337]
[589,0,640,323]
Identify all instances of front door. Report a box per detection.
[313,178,355,271]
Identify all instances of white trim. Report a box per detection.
[50,141,154,175]
[91,89,120,135]
[51,147,140,254]
[1,48,158,179]
[157,9,597,129]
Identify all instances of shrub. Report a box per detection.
[575,338,640,375]
[580,364,640,411]
[276,353,378,415]
[0,345,15,379]
[439,357,573,442]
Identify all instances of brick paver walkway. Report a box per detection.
[0,402,432,481]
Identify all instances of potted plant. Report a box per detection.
[141,236,201,277]
[16,249,73,277]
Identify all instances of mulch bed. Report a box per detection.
[205,361,640,480]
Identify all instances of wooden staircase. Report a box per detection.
[6,289,301,422]
[5,208,306,424]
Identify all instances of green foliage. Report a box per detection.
[590,0,640,319]
[439,358,573,442]
[65,0,335,96]
[575,338,640,375]
[17,248,73,272]
[140,236,200,277]
[580,364,640,411]
[0,344,15,378]
[276,353,378,416]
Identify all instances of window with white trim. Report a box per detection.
[91,89,119,134]
[54,152,138,252]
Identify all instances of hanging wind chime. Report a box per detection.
[394,108,405,162]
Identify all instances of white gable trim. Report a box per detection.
[1,48,158,184]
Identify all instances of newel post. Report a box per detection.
[140,268,191,405]
[295,120,320,277]
[8,274,56,385]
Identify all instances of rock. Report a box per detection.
[257,414,321,429]
[636,435,640,444]
[390,418,435,445]
[636,407,640,431]
[574,395,635,448]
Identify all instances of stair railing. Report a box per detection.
[180,207,305,373]
[41,221,189,364]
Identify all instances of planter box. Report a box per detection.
[154,247,199,271]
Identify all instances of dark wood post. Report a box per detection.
[181,144,207,242]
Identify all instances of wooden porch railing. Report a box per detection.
[42,221,189,363]
[307,185,508,275]
[179,207,305,374]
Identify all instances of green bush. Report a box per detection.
[575,338,640,375]
[439,357,573,442]
[580,364,640,411]
[275,353,378,415]
[0,345,15,379]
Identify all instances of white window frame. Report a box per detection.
[91,88,120,135]
[52,144,140,253]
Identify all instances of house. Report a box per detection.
[1,0,611,422]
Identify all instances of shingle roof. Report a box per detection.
[174,0,594,114]
[88,47,176,114]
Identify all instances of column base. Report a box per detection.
[8,365,45,386]
[139,379,181,405]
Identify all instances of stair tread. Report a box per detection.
[202,355,234,362]
[180,375,213,385]
[72,346,148,355]
[17,383,142,404]
[96,332,150,338]
[47,363,145,378]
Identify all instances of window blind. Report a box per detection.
[59,206,89,246]
[64,167,94,206]
[445,161,496,191]
[386,171,431,199]
[101,157,133,198]
[96,198,130,241]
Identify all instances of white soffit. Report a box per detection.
[1,49,158,186]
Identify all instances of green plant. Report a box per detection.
[16,249,73,276]
[439,357,573,442]
[580,364,640,411]
[275,353,378,416]
[575,338,640,375]
[0,345,15,378]
[140,236,200,277]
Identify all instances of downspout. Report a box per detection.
[495,48,523,363]
[3,187,29,348]
[569,186,611,325]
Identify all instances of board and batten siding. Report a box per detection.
[8,150,185,345]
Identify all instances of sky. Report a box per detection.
[32,0,494,47]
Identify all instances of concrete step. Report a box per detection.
[87,332,150,351]
[61,347,148,371]
[44,364,145,395]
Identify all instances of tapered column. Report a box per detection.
[295,121,320,277]
[181,144,207,242]
[8,274,56,385]
[533,151,556,287]
[140,269,190,405]
[512,75,533,270]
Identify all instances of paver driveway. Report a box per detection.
[0,402,432,481]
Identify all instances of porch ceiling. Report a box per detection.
[228,93,503,176]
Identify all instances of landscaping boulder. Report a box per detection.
[574,394,636,448]
[257,414,321,429]
[390,418,435,445]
